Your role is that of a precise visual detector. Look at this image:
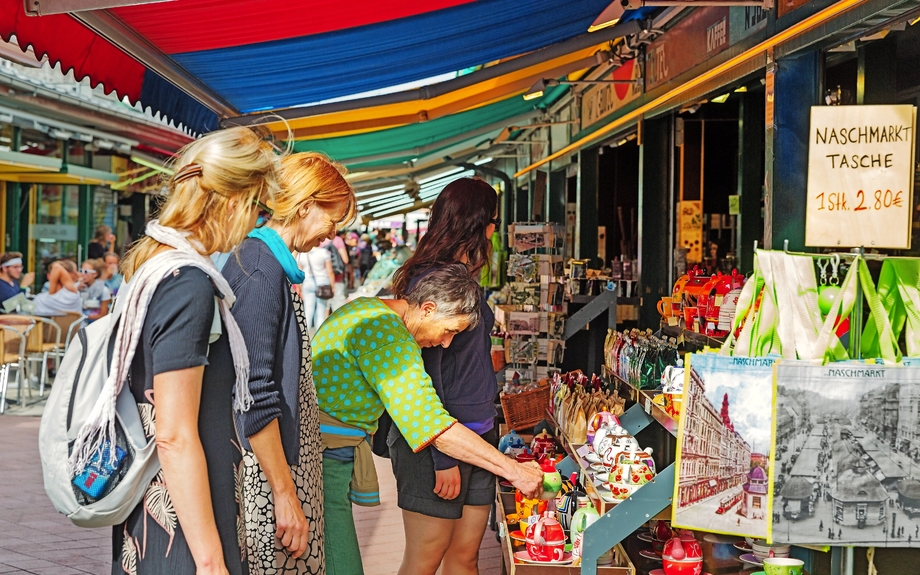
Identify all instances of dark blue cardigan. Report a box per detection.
[222,238,303,465]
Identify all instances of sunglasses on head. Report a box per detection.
[254,198,274,228]
[490,217,502,227]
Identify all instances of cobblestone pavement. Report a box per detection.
[0,414,501,575]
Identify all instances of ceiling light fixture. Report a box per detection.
[588,1,628,32]
[711,93,731,103]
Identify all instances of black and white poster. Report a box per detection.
[772,363,920,547]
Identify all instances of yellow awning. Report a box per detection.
[0,151,119,185]
[268,44,607,141]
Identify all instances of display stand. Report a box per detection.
[543,371,677,575]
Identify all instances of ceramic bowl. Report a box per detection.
[752,541,790,559]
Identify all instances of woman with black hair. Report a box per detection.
[388,177,501,575]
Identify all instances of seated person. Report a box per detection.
[103,252,124,295]
[0,252,34,303]
[33,260,83,316]
[79,258,112,322]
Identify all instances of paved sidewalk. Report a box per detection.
[0,415,501,574]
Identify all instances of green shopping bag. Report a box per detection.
[861,259,920,359]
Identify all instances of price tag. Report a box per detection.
[644,397,653,414]
[667,316,679,327]
[715,295,724,307]
[527,514,540,526]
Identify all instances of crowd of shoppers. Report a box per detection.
[36,123,528,575]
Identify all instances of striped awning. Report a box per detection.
[1,0,648,135]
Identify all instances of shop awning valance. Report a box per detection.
[0,150,119,185]
[1,0,624,134]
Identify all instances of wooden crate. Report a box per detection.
[497,492,636,575]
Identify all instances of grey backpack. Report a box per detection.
[39,292,160,527]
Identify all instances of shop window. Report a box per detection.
[19,128,60,158]
[0,124,13,153]
[66,140,89,166]
[33,184,79,278]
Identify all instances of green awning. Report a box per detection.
[292,87,567,163]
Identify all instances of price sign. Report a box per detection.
[806,105,916,249]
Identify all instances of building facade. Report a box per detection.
[679,368,753,506]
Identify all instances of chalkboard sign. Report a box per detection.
[805,105,916,249]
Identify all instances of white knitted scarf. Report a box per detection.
[69,220,252,474]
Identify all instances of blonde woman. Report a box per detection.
[109,126,279,575]
[221,152,355,574]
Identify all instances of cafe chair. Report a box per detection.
[25,316,63,398]
[0,321,34,414]
[41,311,86,392]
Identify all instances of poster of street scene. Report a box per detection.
[772,363,920,547]
[673,354,776,539]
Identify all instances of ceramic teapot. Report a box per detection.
[531,430,555,456]
[525,512,567,562]
[499,430,525,455]
[587,411,620,444]
[540,459,563,501]
[662,534,703,575]
[515,490,548,520]
[663,534,703,560]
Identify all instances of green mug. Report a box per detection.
[763,557,804,575]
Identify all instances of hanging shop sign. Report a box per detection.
[729,6,769,44]
[580,58,643,130]
[645,7,731,91]
[805,105,917,249]
[29,224,77,241]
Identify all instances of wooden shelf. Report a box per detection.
[658,324,726,348]
[545,408,671,521]
[601,365,678,438]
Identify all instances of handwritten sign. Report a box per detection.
[805,105,916,249]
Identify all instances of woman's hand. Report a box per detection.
[433,466,461,500]
[509,461,543,500]
[274,490,310,557]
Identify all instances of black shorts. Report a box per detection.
[387,424,498,520]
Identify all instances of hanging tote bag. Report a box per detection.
[771,362,920,547]
[671,352,778,540]
[861,259,920,360]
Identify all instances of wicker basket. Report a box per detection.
[500,381,551,432]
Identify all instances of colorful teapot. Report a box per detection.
[525,512,567,562]
[531,430,555,456]
[540,459,563,501]
[662,534,703,575]
[515,490,548,520]
[587,411,620,444]
[499,430,525,454]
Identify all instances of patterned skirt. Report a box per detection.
[243,289,325,575]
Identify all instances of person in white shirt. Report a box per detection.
[32,260,82,316]
[296,246,335,331]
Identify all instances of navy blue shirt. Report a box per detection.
[408,269,497,469]
[0,279,20,303]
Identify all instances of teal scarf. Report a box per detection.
[248,227,305,284]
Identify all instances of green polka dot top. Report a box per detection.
[312,297,457,451]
